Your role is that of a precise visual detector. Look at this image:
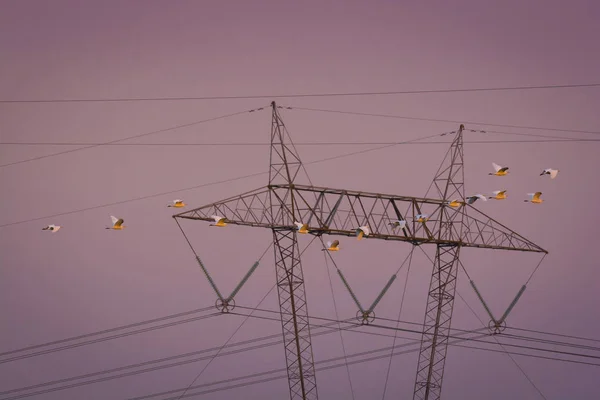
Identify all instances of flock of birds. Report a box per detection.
[41,164,560,251]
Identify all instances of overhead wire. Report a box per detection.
[0,106,267,168]
[4,138,600,146]
[0,311,221,365]
[1,82,599,104]
[3,305,598,400]
[285,105,600,135]
[0,129,446,229]
[0,306,214,359]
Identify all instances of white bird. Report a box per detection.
[388,219,407,229]
[294,221,309,234]
[489,162,509,176]
[524,192,544,204]
[447,199,465,208]
[465,194,488,205]
[540,168,559,179]
[42,224,61,233]
[168,199,186,208]
[106,216,125,230]
[209,215,227,227]
[488,190,507,200]
[355,225,370,240]
[322,240,340,251]
[416,214,429,223]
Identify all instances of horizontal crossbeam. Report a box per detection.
[174,184,546,253]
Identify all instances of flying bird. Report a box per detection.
[355,225,370,240]
[466,194,488,205]
[416,214,429,223]
[294,221,309,234]
[524,192,544,204]
[42,224,61,232]
[489,162,509,176]
[168,199,186,208]
[209,215,227,227]
[540,168,559,179]
[388,219,407,229]
[447,199,464,208]
[488,190,507,200]
[106,216,125,230]
[322,240,340,252]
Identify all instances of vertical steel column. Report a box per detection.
[413,125,465,400]
[413,244,460,400]
[269,101,319,399]
[273,228,318,400]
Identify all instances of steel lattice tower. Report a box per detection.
[413,125,465,400]
[174,104,547,400]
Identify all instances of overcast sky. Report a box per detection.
[1,1,599,399]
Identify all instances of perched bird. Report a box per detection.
[294,221,309,234]
[106,216,125,230]
[209,215,227,227]
[388,219,407,229]
[466,194,488,205]
[416,214,429,223]
[488,190,507,200]
[167,199,186,208]
[524,192,544,204]
[355,225,370,240]
[42,224,61,233]
[540,168,559,179]
[447,199,465,208]
[322,240,340,251]
[489,162,509,176]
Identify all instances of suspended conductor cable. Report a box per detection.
[321,239,356,400]
[0,106,267,168]
[381,246,415,399]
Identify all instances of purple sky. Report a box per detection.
[1,1,599,399]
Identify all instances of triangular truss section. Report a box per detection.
[174,184,546,253]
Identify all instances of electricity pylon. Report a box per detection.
[174,102,547,400]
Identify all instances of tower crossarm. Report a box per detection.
[173,184,546,254]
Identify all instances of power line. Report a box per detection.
[233,308,600,362]
[131,331,600,400]
[0,106,267,168]
[287,105,600,135]
[0,312,221,364]
[1,83,599,104]
[0,306,214,358]
[0,131,442,229]
[2,307,597,400]
[3,138,600,147]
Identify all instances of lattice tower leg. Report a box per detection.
[273,228,319,400]
[413,244,461,400]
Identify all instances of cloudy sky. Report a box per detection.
[1,1,599,399]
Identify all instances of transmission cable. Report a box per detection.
[4,137,600,146]
[286,105,600,135]
[0,311,220,365]
[0,306,213,359]
[0,130,442,229]
[0,106,267,168]
[2,82,599,104]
